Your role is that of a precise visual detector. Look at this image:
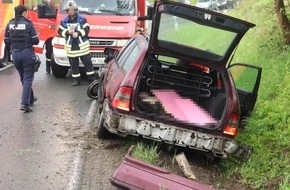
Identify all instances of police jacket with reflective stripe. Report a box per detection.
[58,13,91,58]
[4,16,39,51]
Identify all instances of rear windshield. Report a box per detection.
[60,0,136,15]
[197,0,211,2]
[157,13,237,59]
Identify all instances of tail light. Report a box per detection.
[112,87,132,111]
[223,113,239,136]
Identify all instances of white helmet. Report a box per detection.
[64,0,78,11]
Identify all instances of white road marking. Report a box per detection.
[67,100,98,190]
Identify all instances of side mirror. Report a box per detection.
[104,48,119,63]
[138,6,153,21]
[37,3,57,19]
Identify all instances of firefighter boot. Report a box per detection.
[72,77,81,86]
[46,61,51,73]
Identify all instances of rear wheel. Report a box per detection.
[96,109,110,138]
[51,53,69,78]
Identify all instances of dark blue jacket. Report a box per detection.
[4,16,39,51]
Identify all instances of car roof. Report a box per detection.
[148,1,255,65]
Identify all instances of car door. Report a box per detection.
[228,63,262,119]
[104,38,138,101]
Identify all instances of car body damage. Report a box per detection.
[111,146,217,190]
[89,0,262,161]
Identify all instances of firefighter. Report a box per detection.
[58,0,96,86]
[4,5,39,112]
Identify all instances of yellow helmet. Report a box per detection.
[64,0,78,11]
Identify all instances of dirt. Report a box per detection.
[80,113,252,190]
[80,134,123,190]
[80,129,253,190]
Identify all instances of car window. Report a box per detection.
[122,44,139,72]
[158,13,236,57]
[116,38,137,67]
[60,0,135,15]
[116,38,135,66]
[24,0,59,11]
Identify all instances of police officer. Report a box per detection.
[58,0,96,86]
[4,5,39,112]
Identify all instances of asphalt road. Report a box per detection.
[0,54,97,190]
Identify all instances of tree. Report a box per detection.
[274,0,290,44]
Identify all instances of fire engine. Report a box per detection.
[0,0,17,64]
[0,0,150,77]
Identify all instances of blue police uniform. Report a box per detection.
[4,5,39,112]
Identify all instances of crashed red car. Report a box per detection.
[89,0,262,160]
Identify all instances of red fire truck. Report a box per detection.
[0,0,17,65]
[0,0,150,77]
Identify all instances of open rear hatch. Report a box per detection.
[135,1,255,130]
[136,55,225,129]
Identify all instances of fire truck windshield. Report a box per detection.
[61,0,136,15]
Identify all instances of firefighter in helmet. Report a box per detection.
[58,0,96,86]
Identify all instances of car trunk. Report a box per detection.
[135,54,227,129]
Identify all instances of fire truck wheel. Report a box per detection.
[87,79,100,99]
[96,109,110,139]
[50,56,69,78]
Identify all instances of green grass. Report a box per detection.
[220,0,290,189]
[131,141,161,166]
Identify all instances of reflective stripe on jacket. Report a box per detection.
[58,14,91,58]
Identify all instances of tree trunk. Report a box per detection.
[274,0,290,44]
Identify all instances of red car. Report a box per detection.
[88,0,262,160]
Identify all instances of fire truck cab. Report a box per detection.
[0,0,150,77]
[0,0,19,66]
[36,0,150,78]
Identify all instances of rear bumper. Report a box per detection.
[111,145,217,190]
[102,101,242,159]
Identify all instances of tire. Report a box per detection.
[51,53,69,78]
[97,75,105,103]
[87,79,100,99]
[96,109,110,139]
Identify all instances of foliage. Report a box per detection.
[131,141,161,165]
[220,0,290,189]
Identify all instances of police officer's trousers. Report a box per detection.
[12,48,35,106]
[68,53,95,79]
